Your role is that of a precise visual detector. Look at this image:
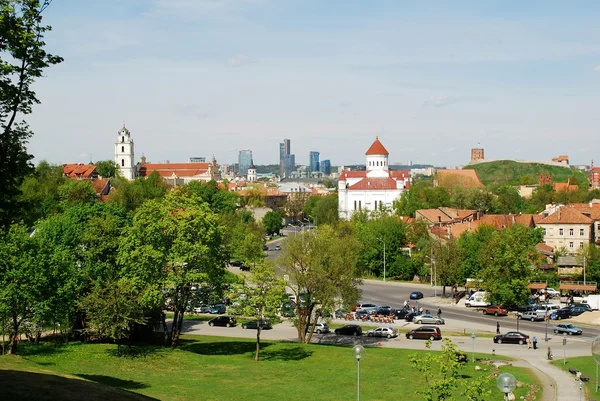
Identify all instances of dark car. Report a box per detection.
[263,245,269,251]
[376,306,393,316]
[210,304,226,314]
[404,312,418,322]
[239,264,251,271]
[410,291,424,300]
[493,331,529,345]
[550,308,572,320]
[230,260,243,267]
[405,326,442,341]
[334,324,362,336]
[242,320,273,330]
[355,310,372,320]
[567,306,588,317]
[208,315,237,327]
[572,303,593,312]
[393,309,412,320]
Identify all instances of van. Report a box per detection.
[582,295,600,310]
[536,304,560,315]
[465,291,489,307]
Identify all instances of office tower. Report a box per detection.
[309,151,320,172]
[320,159,331,175]
[282,154,295,178]
[279,138,292,177]
[238,150,253,175]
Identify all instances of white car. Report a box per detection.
[367,326,398,338]
[543,288,560,298]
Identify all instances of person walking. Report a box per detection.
[527,338,532,349]
[403,300,408,310]
[532,336,538,350]
[496,322,500,334]
[419,306,424,315]
[437,308,442,318]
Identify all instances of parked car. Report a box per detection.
[193,305,211,313]
[311,323,330,334]
[536,304,560,315]
[550,308,572,320]
[355,303,379,313]
[404,312,418,322]
[210,304,226,314]
[208,315,237,327]
[263,245,269,251]
[376,306,393,315]
[567,305,588,317]
[242,320,273,330]
[230,260,243,267]
[519,310,545,321]
[274,245,281,251]
[572,303,593,312]
[405,326,442,341]
[483,305,508,316]
[506,304,537,313]
[409,291,424,300]
[367,326,398,339]
[553,323,583,335]
[334,324,362,336]
[542,288,560,298]
[355,310,372,320]
[413,314,444,325]
[493,332,529,345]
[393,309,413,320]
[335,309,347,319]
[239,264,251,271]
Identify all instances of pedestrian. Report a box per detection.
[496,322,500,334]
[527,338,532,349]
[532,336,538,350]
[437,308,442,318]
[425,309,430,315]
[419,306,423,315]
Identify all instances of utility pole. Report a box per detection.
[383,240,386,282]
[584,255,586,285]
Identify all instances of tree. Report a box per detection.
[0,0,62,227]
[432,238,463,296]
[94,160,118,178]
[229,261,285,361]
[79,279,145,354]
[492,185,524,214]
[277,225,362,343]
[239,231,264,267]
[263,210,283,235]
[58,180,97,206]
[18,160,66,224]
[312,194,339,226]
[107,171,168,211]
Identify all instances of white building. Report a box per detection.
[114,125,136,180]
[247,162,257,182]
[338,137,411,219]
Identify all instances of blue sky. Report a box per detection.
[28,0,600,167]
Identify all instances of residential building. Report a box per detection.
[537,207,593,253]
[114,125,136,180]
[138,155,220,185]
[238,150,253,176]
[62,164,98,180]
[570,201,600,245]
[309,151,320,172]
[320,159,331,175]
[338,137,410,219]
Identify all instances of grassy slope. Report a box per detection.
[463,160,588,187]
[552,356,597,399]
[1,335,541,401]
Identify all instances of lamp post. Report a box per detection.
[496,372,517,401]
[563,333,567,365]
[516,313,520,333]
[353,344,364,401]
[592,335,600,393]
[544,293,550,342]
[377,237,386,282]
[287,224,298,236]
[471,332,476,363]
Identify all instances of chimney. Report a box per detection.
[558,209,561,220]
[438,216,442,223]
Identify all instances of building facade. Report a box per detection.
[470,148,484,163]
[538,207,593,253]
[338,137,410,219]
[309,151,320,172]
[114,125,136,180]
[320,159,331,175]
[279,138,293,177]
[238,150,253,176]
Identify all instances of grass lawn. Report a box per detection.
[553,356,598,399]
[0,335,542,401]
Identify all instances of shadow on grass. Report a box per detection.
[261,346,313,361]
[0,370,156,401]
[179,340,266,356]
[76,374,149,390]
[105,345,166,359]
[18,342,85,357]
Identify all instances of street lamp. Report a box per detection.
[287,224,298,236]
[592,335,600,393]
[471,332,476,363]
[544,292,550,342]
[353,344,364,401]
[377,237,386,282]
[496,373,516,401]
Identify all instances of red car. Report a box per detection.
[483,305,508,316]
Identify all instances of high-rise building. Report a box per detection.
[279,138,293,177]
[238,150,253,175]
[309,151,320,172]
[320,159,331,175]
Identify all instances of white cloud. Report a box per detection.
[423,95,453,108]
[594,65,600,71]
[228,54,250,67]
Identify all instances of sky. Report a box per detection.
[25,0,600,167]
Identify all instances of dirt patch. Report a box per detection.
[569,311,600,326]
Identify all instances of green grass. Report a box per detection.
[463,160,588,187]
[553,356,598,399]
[0,335,542,401]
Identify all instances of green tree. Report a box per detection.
[312,194,339,225]
[263,210,283,235]
[79,279,146,354]
[492,185,524,214]
[456,225,496,283]
[18,160,66,224]
[94,160,118,178]
[277,225,362,343]
[239,231,264,267]
[432,238,463,296]
[108,171,168,211]
[58,180,97,206]
[0,0,62,228]
[229,261,285,361]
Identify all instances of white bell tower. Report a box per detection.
[115,125,136,180]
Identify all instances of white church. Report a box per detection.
[338,137,411,219]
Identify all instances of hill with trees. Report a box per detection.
[463,160,588,187]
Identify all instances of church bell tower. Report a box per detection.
[114,125,136,180]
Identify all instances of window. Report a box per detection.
[542,228,546,235]
[580,242,584,248]
[122,136,124,142]
[354,200,357,210]
[121,159,124,167]
[580,229,585,236]
[121,146,124,152]
[359,201,362,210]
[559,228,563,235]
[569,242,574,249]
[569,229,574,236]
[374,200,377,209]
[376,161,379,166]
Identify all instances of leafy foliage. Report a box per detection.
[94,160,118,178]
[262,210,283,235]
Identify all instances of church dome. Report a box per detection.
[365,136,389,156]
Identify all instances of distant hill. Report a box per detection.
[463,160,588,187]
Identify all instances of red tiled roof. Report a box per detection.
[568,203,600,220]
[390,170,410,179]
[91,178,110,195]
[348,177,398,190]
[338,170,367,181]
[536,243,554,254]
[538,207,593,225]
[416,209,454,224]
[138,163,210,178]
[365,137,389,155]
[63,164,97,178]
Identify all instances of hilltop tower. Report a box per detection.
[470,148,484,163]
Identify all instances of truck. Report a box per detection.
[582,295,600,311]
[465,291,490,307]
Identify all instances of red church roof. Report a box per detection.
[138,163,210,178]
[365,137,389,156]
[348,177,398,190]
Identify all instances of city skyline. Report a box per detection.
[24,1,600,167]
